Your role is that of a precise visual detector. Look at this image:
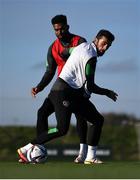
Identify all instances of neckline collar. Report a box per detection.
[91,42,97,52]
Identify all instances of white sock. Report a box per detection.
[85,145,97,160]
[21,143,33,151]
[78,143,87,157]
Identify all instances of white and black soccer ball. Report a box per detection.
[27,144,47,163]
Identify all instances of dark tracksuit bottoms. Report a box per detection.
[31,78,104,146]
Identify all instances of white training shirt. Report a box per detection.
[59,42,97,89]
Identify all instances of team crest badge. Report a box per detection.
[63,100,70,107]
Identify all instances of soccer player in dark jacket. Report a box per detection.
[19,15,88,163]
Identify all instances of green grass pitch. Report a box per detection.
[0,161,140,179]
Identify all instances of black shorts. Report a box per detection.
[49,78,103,125]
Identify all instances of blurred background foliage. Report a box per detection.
[0,113,139,161]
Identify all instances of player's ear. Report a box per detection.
[94,37,98,45]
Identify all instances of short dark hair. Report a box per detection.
[51,15,67,25]
[96,29,115,42]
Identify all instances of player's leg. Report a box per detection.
[75,114,87,144]
[84,101,104,164]
[74,98,104,164]
[17,97,54,163]
[31,90,72,144]
[17,90,72,162]
[74,113,88,163]
[36,97,54,136]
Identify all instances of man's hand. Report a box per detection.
[107,90,118,102]
[31,87,39,98]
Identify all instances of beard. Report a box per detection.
[97,49,105,57]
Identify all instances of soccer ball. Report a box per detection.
[27,144,47,163]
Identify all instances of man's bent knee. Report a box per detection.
[57,128,68,136]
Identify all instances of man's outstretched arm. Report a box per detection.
[31,44,57,97]
[85,57,118,101]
